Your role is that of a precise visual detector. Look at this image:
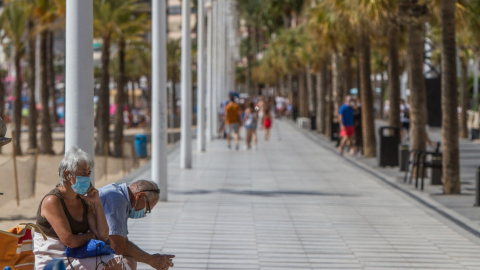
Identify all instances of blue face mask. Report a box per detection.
[71,176,91,195]
[129,197,146,219]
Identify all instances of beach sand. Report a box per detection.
[0,126,150,231]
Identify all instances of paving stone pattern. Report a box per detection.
[127,119,480,269]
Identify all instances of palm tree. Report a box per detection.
[32,0,61,155]
[398,0,430,154]
[167,39,181,128]
[308,2,352,136]
[0,0,32,155]
[238,0,262,96]
[27,18,37,151]
[112,13,149,157]
[93,0,141,155]
[441,0,460,194]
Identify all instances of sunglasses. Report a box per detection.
[139,189,159,215]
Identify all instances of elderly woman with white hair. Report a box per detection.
[34,146,127,269]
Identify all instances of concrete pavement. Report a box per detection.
[124,119,480,269]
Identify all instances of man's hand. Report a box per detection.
[150,254,175,270]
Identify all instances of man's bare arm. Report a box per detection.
[109,235,175,269]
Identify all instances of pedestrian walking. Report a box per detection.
[338,95,355,155]
[244,102,258,150]
[224,94,241,150]
[263,108,272,141]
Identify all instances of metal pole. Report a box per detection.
[197,0,206,152]
[206,1,213,141]
[180,0,192,168]
[65,0,95,184]
[152,0,168,201]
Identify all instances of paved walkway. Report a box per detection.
[124,119,480,269]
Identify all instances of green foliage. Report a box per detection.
[0,0,32,55]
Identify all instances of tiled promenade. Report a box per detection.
[125,119,480,269]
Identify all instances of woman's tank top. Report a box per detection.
[36,188,89,239]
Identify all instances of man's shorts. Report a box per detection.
[340,125,355,137]
[226,123,239,134]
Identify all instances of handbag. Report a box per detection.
[0,223,47,270]
[65,239,116,259]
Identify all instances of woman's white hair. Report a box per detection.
[58,146,94,185]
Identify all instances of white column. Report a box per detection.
[197,0,206,152]
[152,0,168,201]
[217,0,225,114]
[65,0,95,183]
[220,0,227,101]
[211,0,218,139]
[206,1,213,141]
[180,0,192,168]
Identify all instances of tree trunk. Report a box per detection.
[298,72,308,117]
[246,26,252,96]
[343,48,353,98]
[113,38,126,157]
[146,74,152,114]
[28,20,37,151]
[13,52,23,155]
[378,73,385,120]
[407,23,427,153]
[287,73,293,111]
[325,79,333,138]
[388,21,401,130]
[306,65,315,115]
[332,53,343,119]
[459,53,468,139]
[40,30,54,155]
[171,80,178,127]
[358,30,377,157]
[96,34,111,155]
[0,69,5,120]
[0,69,4,153]
[47,31,58,124]
[441,0,460,194]
[316,64,327,134]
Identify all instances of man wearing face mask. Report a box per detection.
[98,180,175,270]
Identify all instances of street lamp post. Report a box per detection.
[152,0,168,201]
[65,0,95,184]
[180,0,192,168]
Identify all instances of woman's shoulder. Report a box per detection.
[41,193,62,209]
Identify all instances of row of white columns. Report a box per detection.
[65,0,235,201]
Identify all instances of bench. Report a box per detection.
[403,143,442,190]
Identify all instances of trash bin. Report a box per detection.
[430,153,442,185]
[399,144,409,172]
[310,113,316,131]
[472,129,480,141]
[134,134,147,158]
[330,120,339,142]
[378,126,400,167]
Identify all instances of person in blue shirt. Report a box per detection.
[338,95,355,155]
[98,180,175,270]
